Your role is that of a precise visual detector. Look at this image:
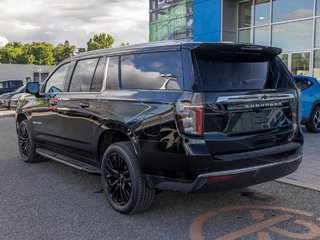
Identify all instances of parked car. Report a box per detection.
[0,79,23,95]
[16,42,303,214]
[292,75,320,133]
[9,91,27,110]
[0,85,26,109]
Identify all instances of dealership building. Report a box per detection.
[149,0,320,79]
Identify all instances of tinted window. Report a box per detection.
[90,58,105,92]
[294,78,313,91]
[121,52,183,90]
[45,63,70,93]
[0,81,10,89]
[106,57,119,90]
[69,58,99,92]
[10,81,23,87]
[194,50,293,91]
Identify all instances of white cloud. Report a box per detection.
[0,0,149,47]
[0,35,8,47]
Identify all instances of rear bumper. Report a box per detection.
[145,153,302,193]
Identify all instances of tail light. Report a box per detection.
[175,93,204,136]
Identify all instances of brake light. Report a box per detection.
[176,93,204,136]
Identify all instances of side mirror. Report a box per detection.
[26,82,40,96]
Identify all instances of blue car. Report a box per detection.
[293,75,320,133]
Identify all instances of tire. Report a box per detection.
[306,106,320,133]
[17,120,41,163]
[101,141,155,214]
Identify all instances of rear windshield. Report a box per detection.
[193,50,293,91]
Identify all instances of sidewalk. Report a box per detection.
[0,109,15,117]
[278,128,320,191]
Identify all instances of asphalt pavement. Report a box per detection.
[1,116,320,240]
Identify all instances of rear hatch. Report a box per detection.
[192,44,299,157]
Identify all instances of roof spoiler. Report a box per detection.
[192,43,282,57]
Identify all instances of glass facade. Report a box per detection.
[149,0,193,41]
[255,0,270,25]
[238,0,320,79]
[272,0,313,22]
[254,26,270,46]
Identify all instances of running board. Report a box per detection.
[36,148,100,174]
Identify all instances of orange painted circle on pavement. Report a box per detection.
[189,205,320,240]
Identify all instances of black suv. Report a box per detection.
[16,42,303,214]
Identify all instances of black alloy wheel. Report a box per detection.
[105,152,132,206]
[101,142,155,214]
[18,123,30,158]
[306,106,320,133]
[17,120,41,163]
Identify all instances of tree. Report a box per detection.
[77,47,86,54]
[28,42,55,65]
[120,42,129,46]
[16,43,35,64]
[87,33,114,51]
[1,42,22,63]
[54,40,76,64]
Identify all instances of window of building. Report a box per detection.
[45,63,70,94]
[317,0,320,16]
[34,72,49,83]
[272,0,314,23]
[254,26,270,46]
[69,58,99,92]
[314,50,320,80]
[279,54,289,68]
[255,0,270,26]
[238,29,252,43]
[239,1,253,28]
[121,52,183,90]
[315,18,320,48]
[272,20,313,52]
[106,57,119,90]
[291,52,310,76]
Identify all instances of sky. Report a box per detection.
[0,0,149,48]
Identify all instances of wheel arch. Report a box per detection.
[308,100,320,120]
[95,124,140,164]
[16,112,30,131]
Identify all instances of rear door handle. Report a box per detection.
[80,102,90,108]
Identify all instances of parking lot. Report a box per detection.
[1,115,320,240]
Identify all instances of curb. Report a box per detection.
[0,111,15,118]
[276,178,320,192]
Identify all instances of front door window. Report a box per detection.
[44,63,70,95]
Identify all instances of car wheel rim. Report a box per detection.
[18,125,30,158]
[314,110,320,130]
[104,152,132,206]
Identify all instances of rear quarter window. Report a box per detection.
[120,51,183,90]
